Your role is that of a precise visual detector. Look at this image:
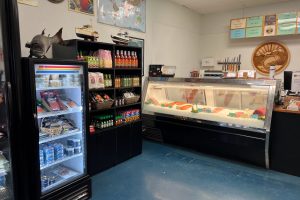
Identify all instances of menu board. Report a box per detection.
[230,29,245,39]
[278,12,297,24]
[230,18,246,29]
[247,16,263,27]
[230,11,300,39]
[246,27,263,38]
[277,23,297,35]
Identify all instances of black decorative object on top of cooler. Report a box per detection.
[25,28,64,58]
[53,40,143,175]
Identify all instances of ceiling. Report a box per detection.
[168,0,291,14]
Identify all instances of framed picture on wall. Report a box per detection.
[128,37,144,76]
[68,0,94,15]
[97,0,146,33]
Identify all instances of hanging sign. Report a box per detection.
[230,29,245,39]
[278,12,297,24]
[277,23,297,35]
[246,27,263,38]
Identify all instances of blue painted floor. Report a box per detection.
[92,140,300,200]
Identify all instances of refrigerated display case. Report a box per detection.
[143,77,280,168]
[0,0,23,199]
[21,58,91,200]
[143,78,280,133]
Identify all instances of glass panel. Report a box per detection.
[34,64,86,194]
[0,8,14,200]
[144,82,270,130]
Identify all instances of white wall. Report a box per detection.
[18,0,202,78]
[200,1,300,79]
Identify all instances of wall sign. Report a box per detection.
[264,15,277,36]
[277,23,297,35]
[252,41,290,76]
[230,12,300,39]
[278,12,297,24]
[247,16,263,27]
[230,29,245,39]
[246,27,263,38]
[230,18,247,29]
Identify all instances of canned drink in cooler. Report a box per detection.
[39,149,44,167]
[53,143,64,160]
[74,146,82,154]
[43,146,54,165]
[41,176,49,189]
[0,175,6,187]
[49,176,56,185]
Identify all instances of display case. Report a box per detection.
[144,78,280,133]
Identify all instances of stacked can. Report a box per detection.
[53,143,64,160]
[65,138,82,156]
[43,145,55,165]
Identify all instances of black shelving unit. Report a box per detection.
[53,39,143,175]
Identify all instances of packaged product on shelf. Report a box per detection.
[40,149,44,167]
[91,115,114,129]
[65,147,74,156]
[116,109,140,125]
[43,145,55,165]
[40,91,68,112]
[86,56,100,68]
[40,116,78,136]
[74,146,82,154]
[96,50,112,68]
[73,74,81,86]
[115,50,120,68]
[88,73,97,89]
[61,75,73,87]
[53,143,64,160]
[95,72,104,88]
[120,50,125,68]
[67,139,81,148]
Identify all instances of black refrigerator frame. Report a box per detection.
[0,0,24,199]
[21,58,91,200]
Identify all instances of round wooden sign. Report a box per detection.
[252,41,290,76]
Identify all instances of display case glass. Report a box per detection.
[143,78,279,133]
[34,64,87,194]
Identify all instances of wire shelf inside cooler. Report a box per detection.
[41,165,81,193]
[40,153,83,170]
[36,86,81,91]
[38,107,83,119]
[39,130,81,144]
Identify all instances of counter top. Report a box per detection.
[273,96,300,115]
[273,105,300,115]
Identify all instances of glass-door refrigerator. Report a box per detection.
[0,0,23,199]
[21,58,91,200]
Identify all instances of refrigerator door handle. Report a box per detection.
[5,82,13,136]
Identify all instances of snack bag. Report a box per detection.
[96,73,105,88]
[88,73,97,89]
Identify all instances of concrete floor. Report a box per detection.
[91,140,300,200]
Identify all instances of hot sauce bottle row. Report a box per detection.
[115,50,139,68]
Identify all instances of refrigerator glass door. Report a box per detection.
[34,64,87,194]
[0,6,14,200]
